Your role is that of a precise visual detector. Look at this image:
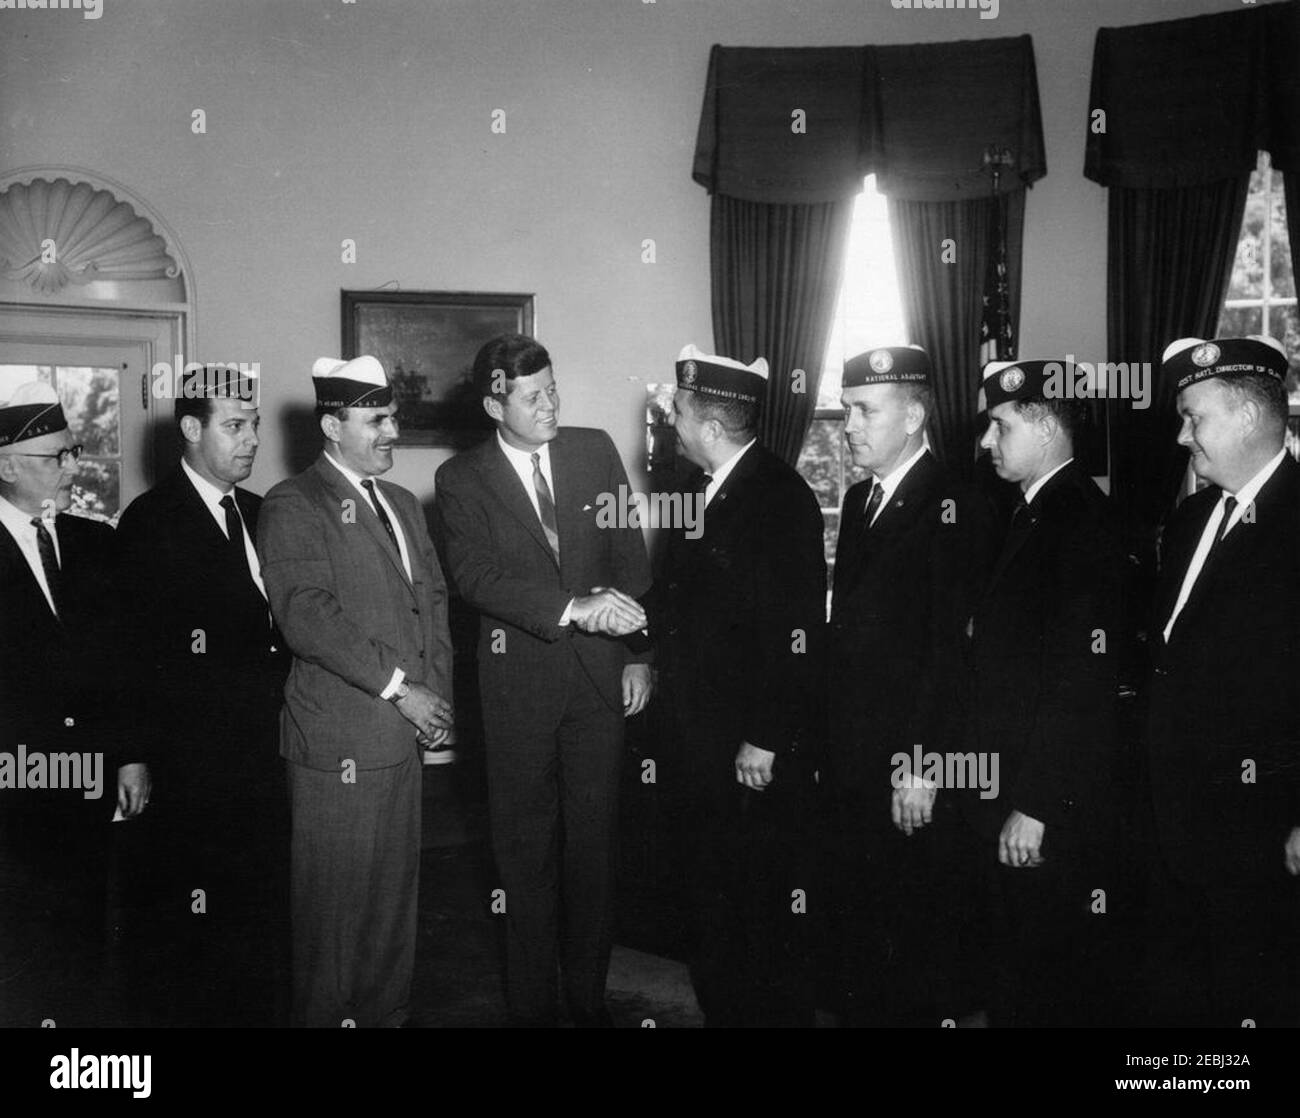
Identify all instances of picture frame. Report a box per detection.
[341,290,535,447]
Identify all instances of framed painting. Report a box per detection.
[341,290,535,446]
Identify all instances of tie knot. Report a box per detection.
[219,494,236,510]
[1223,494,1237,516]
[531,452,541,466]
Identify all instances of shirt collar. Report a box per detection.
[872,442,929,502]
[181,457,235,512]
[1024,457,1074,507]
[322,450,381,496]
[1226,447,1287,511]
[708,438,757,491]
[0,492,49,536]
[496,431,551,471]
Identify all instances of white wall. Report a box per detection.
[0,0,1267,500]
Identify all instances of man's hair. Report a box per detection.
[686,390,761,440]
[894,380,934,419]
[1013,394,1088,439]
[175,395,215,430]
[473,334,552,401]
[1219,372,1289,435]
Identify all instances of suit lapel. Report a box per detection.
[549,434,581,580]
[314,456,413,591]
[1167,460,1298,642]
[477,438,560,570]
[0,517,56,622]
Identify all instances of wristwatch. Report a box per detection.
[388,681,411,704]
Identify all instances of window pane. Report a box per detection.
[1271,185,1294,299]
[1227,194,1267,300]
[797,418,842,509]
[71,458,119,522]
[0,364,52,397]
[1219,304,1262,336]
[56,366,120,458]
[1269,302,1299,363]
[818,175,908,409]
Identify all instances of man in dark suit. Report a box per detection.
[258,356,454,1028]
[967,358,1128,1026]
[114,364,289,1025]
[433,334,652,1027]
[823,345,995,1026]
[0,381,149,1025]
[1144,335,1300,1027]
[650,344,826,1027]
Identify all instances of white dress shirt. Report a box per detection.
[1162,448,1287,642]
[867,442,930,526]
[705,438,757,508]
[496,432,557,521]
[323,452,414,698]
[180,458,267,600]
[0,493,60,615]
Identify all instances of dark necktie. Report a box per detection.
[219,494,263,597]
[1010,496,1032,531]
[1205,494,1238,561]
[862,481,884,528]
[531,452,560,560]
[31,516,63,618]
[360,479,401,554]
[219,494,247,559]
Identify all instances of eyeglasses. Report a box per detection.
[12,444,84,468]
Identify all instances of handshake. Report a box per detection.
[569,587,648,637]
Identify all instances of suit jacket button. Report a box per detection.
[270,645,278,653]
[418,651,425,658]
[64,717,75,727]
[411,607,420,615]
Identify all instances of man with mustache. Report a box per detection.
[114,364,290,1025]
[1144,335,1300,1027]
[258,356,454,1028]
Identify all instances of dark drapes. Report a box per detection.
[710,194,854,465]
[1085,1,1300,189]
[888,190,1025,482]
[1106,176,1251,560]
[694,37,1044,463]
[693,38,1045,204]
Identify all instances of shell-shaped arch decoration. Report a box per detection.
[0,177,180,295]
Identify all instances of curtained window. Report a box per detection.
[693,37,1045,475]
[799,175,905,573]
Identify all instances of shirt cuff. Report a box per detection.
[380,667,406,700]
[558,598,575,627]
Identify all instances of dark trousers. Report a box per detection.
[481,646,623,1023]
[825,793,986,1026]
[121,788,290,1028]
[1142,859,1300,1028]
[668,736,817,1028]
[288,753,421,1028]
[984,839,1118,1027]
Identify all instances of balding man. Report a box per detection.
[1144,335,1300,1027]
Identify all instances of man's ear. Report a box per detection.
[1035,408,1060,446]
[0,454,17,484]
[482,394,505,424]
[319,413,339,443]
[905,399,927,438]
[1235,394,1262,438]
[179,415,203,446]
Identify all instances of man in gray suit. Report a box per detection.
[258,355,454,1028]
